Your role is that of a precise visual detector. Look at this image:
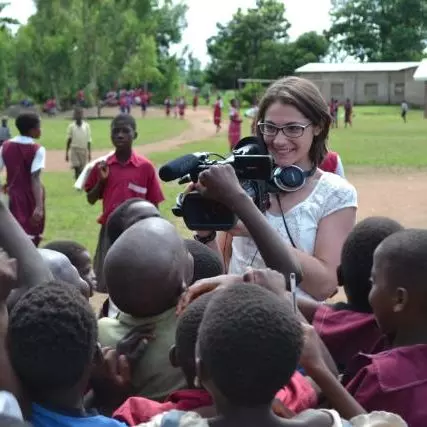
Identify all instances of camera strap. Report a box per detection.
[275,194,297,249]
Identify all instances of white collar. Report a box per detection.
[10,135,34,145]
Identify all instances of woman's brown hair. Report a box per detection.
[256,76,331,166]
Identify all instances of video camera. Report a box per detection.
[158,137,273,231]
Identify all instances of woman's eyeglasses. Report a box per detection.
[258,122,312,138]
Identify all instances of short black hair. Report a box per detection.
[43,240,87,268]
[104,218,188,317]
[0,415,29,427]
[184,240,224,284]
[111,113,136,131]
[376,229,427,294]
[175,293,213,380]
[15,112,40,136]
[338,217,403,313]
[198,284,303,406]
[106,198,161,245]
[8,283,97,396]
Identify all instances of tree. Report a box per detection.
[186,53,205,88]
[206,0,290,88]
[205,0,329,88]
[328,0,427,61]
[0,2,19,28]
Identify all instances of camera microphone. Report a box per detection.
[159,152,209,182]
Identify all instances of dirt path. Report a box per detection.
[45,107,220,172]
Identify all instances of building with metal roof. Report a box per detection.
[295,62,425,107]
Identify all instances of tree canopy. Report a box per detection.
[0,0,188,106]
[328,0,427,62]
[205,0,329,89]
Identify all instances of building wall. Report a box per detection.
[298,68,425,106]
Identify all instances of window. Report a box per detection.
[331,83,344,99]
[394,83,405,96]
[364,83,378,98]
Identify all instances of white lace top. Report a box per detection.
[229,172,358,277]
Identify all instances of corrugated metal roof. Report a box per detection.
[414,59,427,81]
[296,62,420,73]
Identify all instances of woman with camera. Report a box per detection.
[193,77,357,301]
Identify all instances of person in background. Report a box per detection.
[319,151,345,178]
[334,99,340,128]
[228,98,242,149]
[178,97,186,119]
[141,92,149,118]
[0,118,11,147]
[0,113,45,247]
[65,107,92,181]
[164,97,172,117]
[344,99,353,128]
[401,100,408,123]
[213,96,222,133]
[192,92,199,111]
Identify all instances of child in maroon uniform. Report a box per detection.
[0,113,45,247]
[342,229,427,426]
[213,96,222,133]
[298,217,403,372]
[84,114,164,292]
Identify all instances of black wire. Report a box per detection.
[209,153,227,160]
[275,193,297,249]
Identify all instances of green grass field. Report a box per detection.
[41,105,427,255]
[12,117,189,151]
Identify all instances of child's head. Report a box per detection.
[230,98,237,108]
[106,198,161,245]
[1,117,7,127]
[339,217,404,313]
[111,114,137,152]
[73,107,83,122]
[184,239,223,284]
[7,284,98,402]
[104,218,190,317]
[38,248,91,299]
[170,293,213,386]
[15,112,41,139]
[370,229,427,338]
[197,284,303,407]
[43,240,96,294]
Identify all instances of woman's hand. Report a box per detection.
[176,274,243,315]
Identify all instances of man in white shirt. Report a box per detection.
[65,108,92,180]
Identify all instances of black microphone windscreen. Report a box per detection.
[159,154,201,182]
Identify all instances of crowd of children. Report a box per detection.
[0,80,425,427]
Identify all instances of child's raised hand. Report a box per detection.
[243,267,287,298]
[299,324,327,375]
[196,164,246,206]
[98,161,109,181]
[176,274,243,315]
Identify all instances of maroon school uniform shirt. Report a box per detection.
[344,343,427,427]
[0,136,46,244]
[313,305,382,371]
[84,151,164,224]
[113,373,317,425]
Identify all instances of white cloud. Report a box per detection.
[1,0,332,66]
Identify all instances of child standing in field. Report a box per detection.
[401,100,408,123]
[0,117,11,147]
[178,97,186,119]
[213,96,222,133]
[228,98,242,149]
[65,107,92,181]
[344,98,353,128]
[84,114,165,292]
[164,96,172,117]
[0,113,45,247]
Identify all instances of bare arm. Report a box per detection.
[66,137,71,159]
[295,207,356,300]
[87,179,106,205]
[31,170,44,214]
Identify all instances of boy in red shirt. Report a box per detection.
[0,112,45,247]
[84,114,164,292]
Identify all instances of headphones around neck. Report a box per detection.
[269,164,317,192]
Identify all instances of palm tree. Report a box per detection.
[0,2,19,29]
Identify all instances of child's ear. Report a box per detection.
[133,131,138,140]
[169,345,179,368]
[336,265,344,287]
[393,287,408,313]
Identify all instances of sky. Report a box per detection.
[1,0,332,66]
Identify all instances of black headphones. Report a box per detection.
[269,164,317,192]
